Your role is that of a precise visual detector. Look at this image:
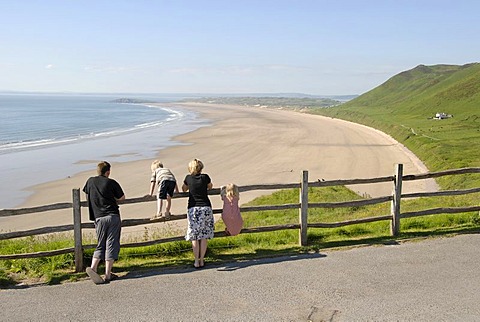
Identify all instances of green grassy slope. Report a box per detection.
[311,63,480,189]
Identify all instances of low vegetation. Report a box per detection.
[2,63,480,287]
[310,63,480,189]
[185,96,342,109]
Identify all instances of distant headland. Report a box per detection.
[110,98,156,104]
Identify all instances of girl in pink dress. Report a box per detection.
[220,183,243,236]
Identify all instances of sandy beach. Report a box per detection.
[1,103,438,238]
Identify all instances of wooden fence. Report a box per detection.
[1,164,479,273]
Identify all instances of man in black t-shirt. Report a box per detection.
[83,161,125,284]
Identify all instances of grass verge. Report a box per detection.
[1,186,479,287]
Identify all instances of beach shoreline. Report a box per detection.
[1,102,437,234]
[0,99,205,209]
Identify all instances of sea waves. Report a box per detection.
[0,103,186,154]
[0,95,207,208]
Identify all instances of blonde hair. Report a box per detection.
[188,158,204,175]
[150,160,164,172]
[225,183,239,200]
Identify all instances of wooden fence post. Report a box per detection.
[390,164,403,237]
[299,170,308,246]
[72,188,84,272]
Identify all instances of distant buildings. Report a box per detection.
[433,112,453,120]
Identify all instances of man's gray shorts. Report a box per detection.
[94,214,121,261]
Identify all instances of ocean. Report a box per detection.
[0,93,209,208]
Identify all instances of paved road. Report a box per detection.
[1,233,480,321]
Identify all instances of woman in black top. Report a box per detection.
[182,158,213,268]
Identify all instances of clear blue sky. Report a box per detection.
[0,0,478,95]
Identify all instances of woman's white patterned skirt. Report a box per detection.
[185,206,214,241]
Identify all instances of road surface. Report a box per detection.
[1,233,479,321]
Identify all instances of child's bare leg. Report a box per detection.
[156,198,163,216]
[166,195,172,214]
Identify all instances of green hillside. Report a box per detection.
[311,63,480,189]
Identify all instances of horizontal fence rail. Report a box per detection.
[0,202,73,217]
[401,206,480,219]
[1,165,479,271]
[402,187,480,199]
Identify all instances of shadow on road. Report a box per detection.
[121,252,327,281]
[215,252,326,271]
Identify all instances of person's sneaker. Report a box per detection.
[86,267,104,285]
[104,273,119,284]
[164,212,171,220]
